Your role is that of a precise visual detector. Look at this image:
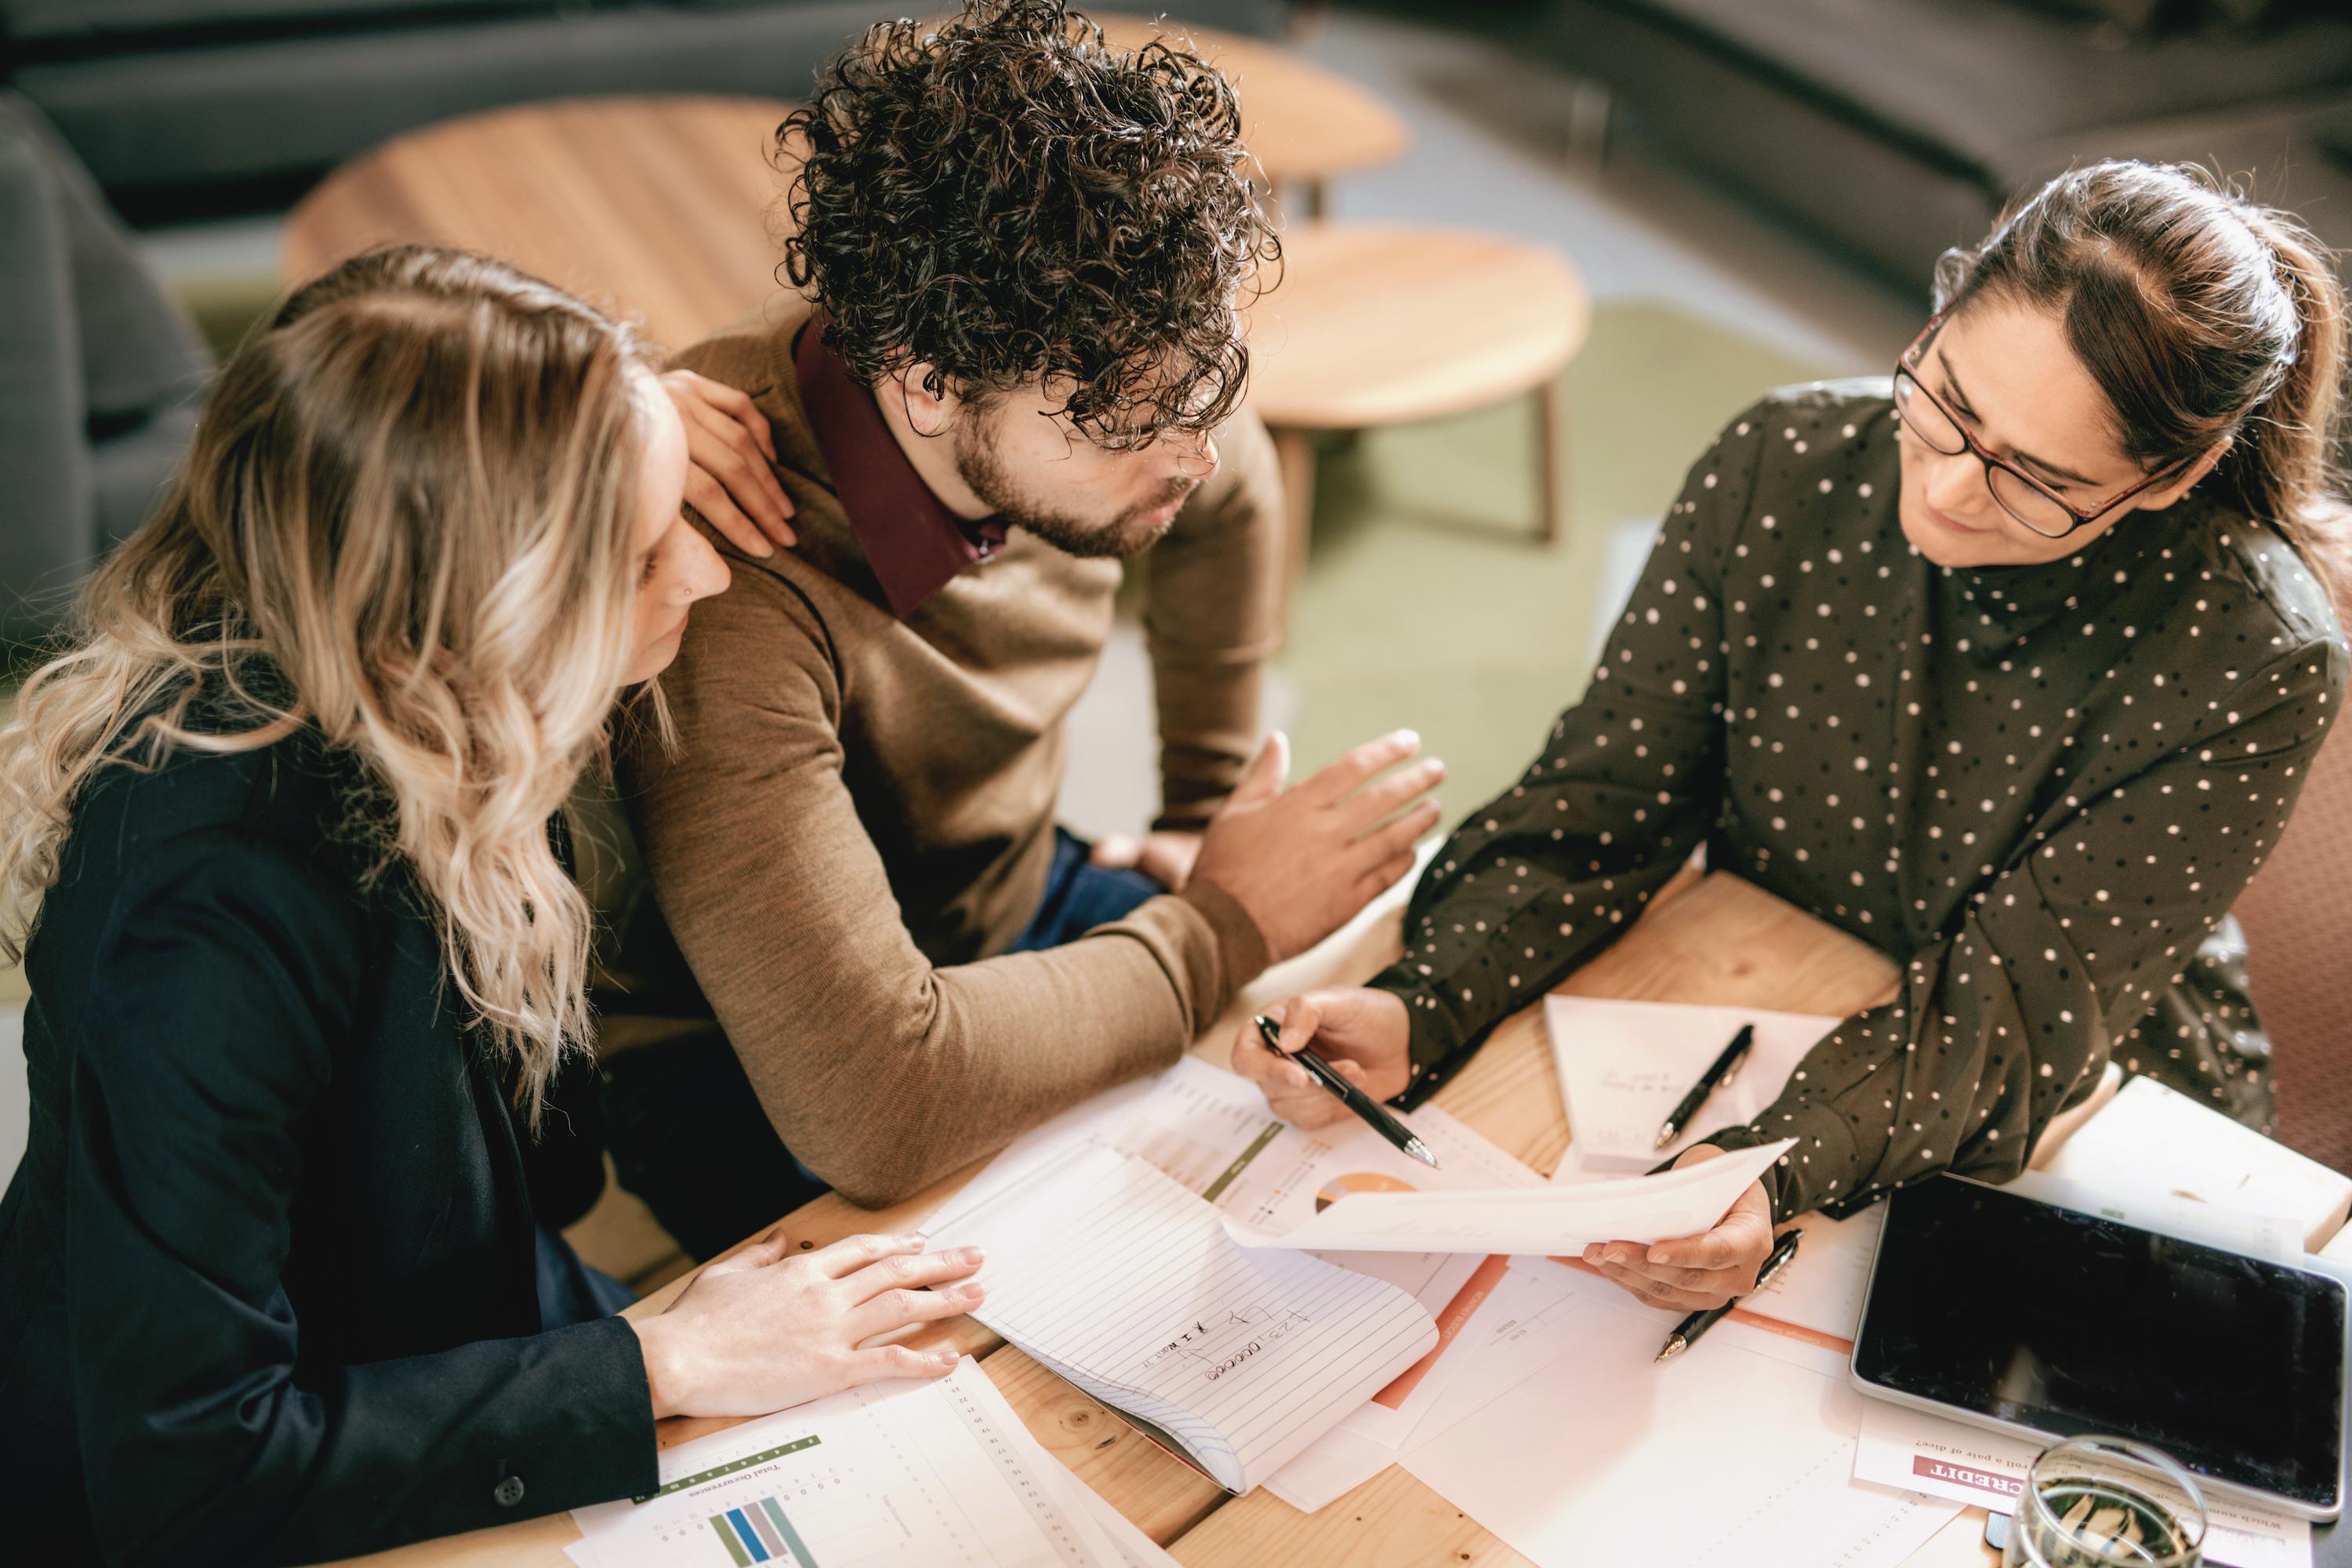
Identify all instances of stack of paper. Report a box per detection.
[568,1357,1170,1567]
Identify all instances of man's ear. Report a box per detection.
[2137,436,2232,511]
[883,362,960,438]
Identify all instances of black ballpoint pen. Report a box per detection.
[1252,1014,1439,1169]
[1653,1022,1755,1151]
[1654,1226,1802,1363]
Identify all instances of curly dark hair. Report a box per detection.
[777,0,1279,449]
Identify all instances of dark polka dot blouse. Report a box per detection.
[1373,382,2349,1219]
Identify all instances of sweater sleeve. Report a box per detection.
[1140,406,1286,829]
[623,561,1268,1209]
[1371,405,1769,1100]
[65,832,656,1567]
[1706,634,2348,1218]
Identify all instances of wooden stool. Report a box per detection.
[282,95,797,351]
[1243,223,1594,590]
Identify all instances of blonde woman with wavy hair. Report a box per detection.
[0,245,984,1567]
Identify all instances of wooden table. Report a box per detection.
[1245,223,1594,579]
[281,95,797,352]
[329,870,2009,1568]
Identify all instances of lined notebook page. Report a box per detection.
[931,1145,1438,1494]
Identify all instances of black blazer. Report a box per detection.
[0,726,658,1565]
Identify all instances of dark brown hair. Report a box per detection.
[776,0,1279,448]
[1935,160,2349,587]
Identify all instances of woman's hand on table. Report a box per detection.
[631,1231,983,1419]
[660,368,797,558]
[1233,986,1412,1128]
[1565,1144,1776,1312]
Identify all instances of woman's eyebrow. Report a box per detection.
[1934,350,2101,488]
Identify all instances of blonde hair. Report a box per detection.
[0,245,662,1123]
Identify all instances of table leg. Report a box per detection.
[1272,426,1317,622]
[1536,376,1568,545]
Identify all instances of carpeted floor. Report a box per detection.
[1278,297,1835,815]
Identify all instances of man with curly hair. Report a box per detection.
[601,0,1443,1249]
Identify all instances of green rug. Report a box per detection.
[1279,298,1842,819]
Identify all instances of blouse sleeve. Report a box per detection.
[1372,406,1770,1100]
[1706,634,2348,1218]
[64,829,657,1567]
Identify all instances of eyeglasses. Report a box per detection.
[1892,312,2190,539]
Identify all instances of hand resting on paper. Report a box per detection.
[1232,986,1413,1126]
[632,1230,984,1420]
[1559,1144,1777,1312]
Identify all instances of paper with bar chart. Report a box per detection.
[568,1358,1127,1568]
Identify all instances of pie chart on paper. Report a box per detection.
[1315,1171,1421,1212]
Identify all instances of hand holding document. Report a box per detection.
[1223,1138,1793,1254]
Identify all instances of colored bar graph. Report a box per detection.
[724,1508,770,1563]
[705,1495,818,1567]
[763,1497,818,1566]
[746,1502,788,1558]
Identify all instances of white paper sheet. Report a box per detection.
[1743,1204,1886,1342]
[927,1145,1439,1494]
[1047,1453,1179,1567]
[1852,1396,2312,1568]
[1265,1256,1593,1512]
[2000,1167,2307,1264]
[1400,1273,1960,1568]
[1544,996,1841,1172]
[933,1055,1537,1282]
[568,1358,1125,1567]
[1224,1138,1793,1254]
[2037,1075,2352,1251]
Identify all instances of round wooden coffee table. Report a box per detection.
[282,95,797,351]
[1244,223,1593,574]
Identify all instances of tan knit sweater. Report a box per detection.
[615,296,1284,1207]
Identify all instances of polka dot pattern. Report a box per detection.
[1371,383,2350,1219]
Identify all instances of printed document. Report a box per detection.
[1852,1396,2310,1568]
[928,1145,1439,1494]
[1223,1138,1793,1254]
[1399,1261,1959,1568]
[568,1357,1126,1567]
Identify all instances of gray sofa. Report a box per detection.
[0,90,209,642]
[2,1,1290,218]
[1542,0,2352,291]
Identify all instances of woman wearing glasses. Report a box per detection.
[1234,159,2348,1310]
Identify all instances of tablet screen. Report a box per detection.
[1852,1177,2347,1510]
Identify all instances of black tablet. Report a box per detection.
[1849,1175,2349,1519]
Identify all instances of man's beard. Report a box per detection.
[953,423,1194,561]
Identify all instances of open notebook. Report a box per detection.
[925,1144,1439,1495]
